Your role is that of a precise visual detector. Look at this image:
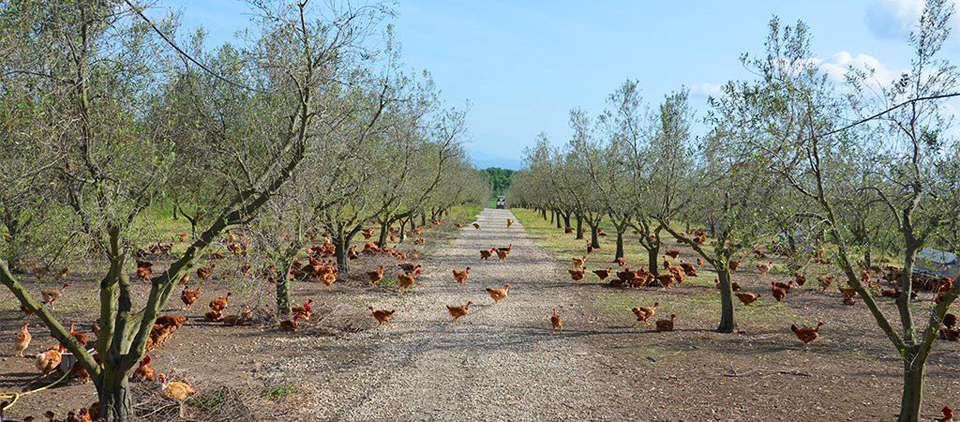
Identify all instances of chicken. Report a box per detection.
[454,223,463,229]
[791,321,824,346]
[586,244,596,254]
[321,271,337,289]
[15,322,31,357]
[159,373,196,418]
[155,315,188,328]
[572,255,587,269]
[944,313,957,329]
[369,307,396,326]
[222,307,253,327]
[367,265,385,285]
[292,299,314,320]
[480,249,494,261]
[453,267,471,284]
[180,286,202,310]
[280,314,302,331]
[592,269,610,282]
[756,262,772,275]
[204,309,224,322]
[136,260,153,281]
[569,268,586,282]
[41,283,70,306]
[795,274,807,286]
[665,249,680,259]
[550,308,563,332]
[679,262,698,277]
[397,272,417,289]
[658,274,675,289]
[67,321,88,347]
[662,258,671,270]
[209,292,232,312]
[35,346,63,377]
[696,257,703,267]
[736,292,761,306]
[631,302,659,326]
[655,314,676,332]
[616,257,626,267]
[495,248,510,261]
[398,262,422,273]
[564,226,574,234]
[881,288,903,298]
[486,283,511,304]
[196,263,216,281]
[446,301,473,323]
[506,219,513,229]
[940,327,960,341]
[414,237,426,245]
[936,405,954,422]
[472,222,481,230]
[771,283,788,304]
[362,228,374,239]
[729,260,740,272]
[131,355,156,382]
[772,280,794,292]
[817,275,835,291]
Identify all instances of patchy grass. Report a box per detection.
[513,208,803,331]
[262,383,297,401]
[511,208,684,273]
[594,288,800,331]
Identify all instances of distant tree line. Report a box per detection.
[481,167,514,197]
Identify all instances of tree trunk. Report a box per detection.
[563,213,571,230]
[576,214,583,240]
[420,212,426,227]
[864,247,873,270]
[549,210,555,224]
[398,220,407,243]
[334,235,349,280]
[897,360,925,422]
[716,267,736,333]
[98,370,134,422]
[590,225,600,249]
[541,208,547,219]
[556,212,562,229]
[275,268,291,316]
[615,229,625,260]
[647,245,660,277]
[378,221,389,247]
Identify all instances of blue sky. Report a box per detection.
[155,0,949,169]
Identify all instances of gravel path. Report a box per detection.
[306,208,639,421]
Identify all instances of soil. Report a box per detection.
[1,208,959,421]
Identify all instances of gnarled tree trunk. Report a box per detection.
[98,368,134,422]
[716,267,736,333]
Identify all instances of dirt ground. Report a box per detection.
[1,208,959,421]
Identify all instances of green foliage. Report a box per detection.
[481,167,514,197]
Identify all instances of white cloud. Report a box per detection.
[813,51,900,86]
[689,82,723,98]
[865,0,925,39]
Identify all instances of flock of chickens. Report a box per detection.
[560,227,960,348]
[8,210,960,421]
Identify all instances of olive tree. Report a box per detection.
[0,0,391,419]
[744,9,960,421]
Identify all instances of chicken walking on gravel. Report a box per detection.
[446,301,473,323]
[550,308,563,333]
[370,307,396,326]
[486,283,511,305]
